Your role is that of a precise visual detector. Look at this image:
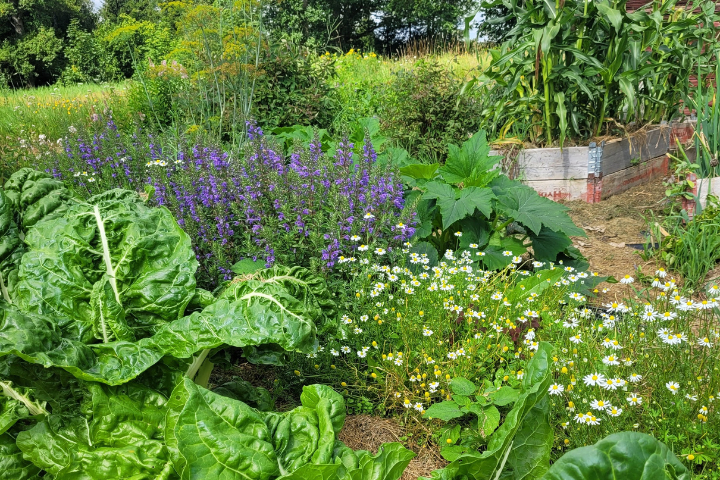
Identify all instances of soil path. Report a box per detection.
[563,178,668,285]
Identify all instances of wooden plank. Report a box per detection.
[602,126,672,175]
[523,178,588,201]
[514,147,588,181]
[601,155,669,199]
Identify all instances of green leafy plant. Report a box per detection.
[468,0,719,146]
[543,432,690,480]
[402,130,586,268]
[421,342,555,479]
[686,49,720,178]
[380,58,484,162]
[0,168,416,479]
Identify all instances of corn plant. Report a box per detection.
[471,0,720,147]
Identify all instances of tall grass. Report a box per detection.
[0,82,133,181]
[0,83,131,140]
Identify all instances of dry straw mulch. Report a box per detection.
[338,415,447,480]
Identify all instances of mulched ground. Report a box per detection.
[338,415,447,480]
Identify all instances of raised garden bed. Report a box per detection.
[494,121,695,203]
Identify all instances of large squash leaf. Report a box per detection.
[542,432,690,480]
[423,182,495,230]
[15,189,198,342]
[493,183,584,237]
[438,131,502,186]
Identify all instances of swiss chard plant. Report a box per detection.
[543,431,690,480]
[0,169,415,479]
[401,131,586,269]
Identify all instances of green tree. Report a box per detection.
[475,5,515,44]
[0,0,95,87]
[100,0,161,24]
[264,0,479,52]
[264,0,381,51]
[374,0,477,51]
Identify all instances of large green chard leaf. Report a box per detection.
[213,378,275,411]
[262,384,345,475]
[0,190,24,303]
[166,377,280,480]
[0,380,46,434]
[542,432,690,480]
[16,382,174,480]
[15,189,198,342]
[0,282,316,384]
[221,265,336,331]
[0,433,42,480]
[504,396,553,480]
[275,442,414,480]
[3,168,73,230]
[422,342,554,480]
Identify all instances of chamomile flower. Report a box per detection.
[608,406,623,417]
[548,384,564,395]
[569,334,583,344]
[350,235,361,241]
[619,275,634,284]
[586,415,601,425]
[423,328,434,337]
[656,268,667,278]
[583,373,606,387]
[628,373,643,383]
[364,213,375,219]
[341,346,351,354]
[602,338,623,350]
[698,337,714,347]
[602,355,620,366]
[666,381,680,395]
[627,394,642,405]
[603,378,619,390]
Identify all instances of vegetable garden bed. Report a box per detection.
[495,121,695,203]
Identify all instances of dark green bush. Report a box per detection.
[380,59,482,163]
[252,43,339,130]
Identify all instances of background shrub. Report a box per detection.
[252,43,339,130]
[380,59,483,162]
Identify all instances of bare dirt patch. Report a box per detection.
[562,178,671,298]
[339,415,447,480]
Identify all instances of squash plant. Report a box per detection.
[402,131,586,270]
